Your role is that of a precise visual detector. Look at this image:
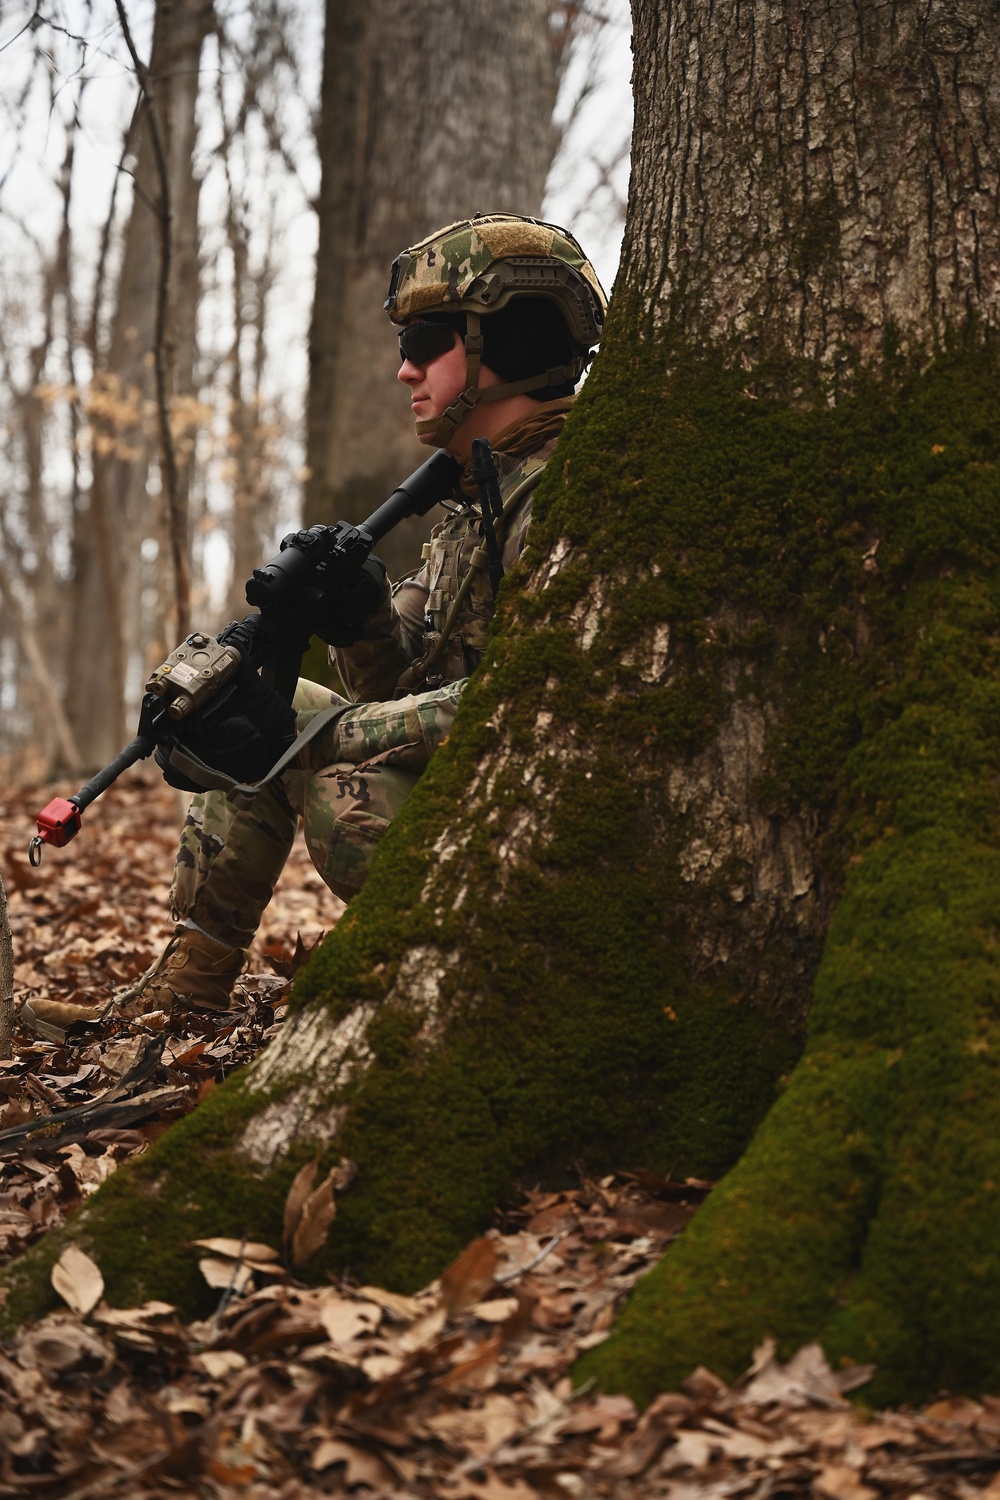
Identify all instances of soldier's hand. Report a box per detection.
[154,655,297,793]
[313,555,388,646]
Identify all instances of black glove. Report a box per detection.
[312,554,388,647]
[154,654,297,794]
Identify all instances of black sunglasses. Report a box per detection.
[397,321,459,367]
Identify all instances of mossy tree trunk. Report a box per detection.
[579,0,1000,1406]
[7,0,1000,1407]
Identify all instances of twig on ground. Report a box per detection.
[496,1229,570,1284]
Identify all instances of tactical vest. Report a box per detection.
[411,445,551,685]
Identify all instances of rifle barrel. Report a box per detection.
[363,451,462,540]
[73,734,157,811]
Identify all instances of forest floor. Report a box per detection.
[0,771,998,1498]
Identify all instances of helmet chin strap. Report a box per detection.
[414,311,484,447]
[414,309,585,448]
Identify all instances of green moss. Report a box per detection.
[577,326,1000,1405]
[0,1069,334,1330]
[582,833,1000,1406]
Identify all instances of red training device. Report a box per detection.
[34,797,83,849]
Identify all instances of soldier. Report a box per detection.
[24,215,606,1039]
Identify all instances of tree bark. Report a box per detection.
[623,0,998,379]
[66,0,213,766]
[304,0,561,580]
[571,0,1000,1408]
[7,0,1000,1410]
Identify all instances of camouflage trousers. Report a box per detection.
[170,677,462,952]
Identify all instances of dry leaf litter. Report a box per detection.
[0,770,997,1497]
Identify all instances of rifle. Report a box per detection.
[29,451,461,863]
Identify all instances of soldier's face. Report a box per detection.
[398,327,464,439]
[398,324,502,447]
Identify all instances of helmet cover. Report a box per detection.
[386,214,607,444]
[386,214,606,351]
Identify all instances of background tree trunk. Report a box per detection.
[7,0,1000,1411]
[66,0,214,766]
[303,0,562,581]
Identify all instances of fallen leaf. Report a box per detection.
[93,1298,177,1324]
[361,1351,405,1381]
[441,1235,498,1315]
[18,1316,113,1374]
[283,1160,318,1255]
[815,1463,879,1500]
[191,1236,279,1262]
[559,1392,637,1440]
[736,1339,873,1408]
[166,1391,212,1419]
[311,1438,397,1486]
[439,1471,538,1500]
[661,1428,718,1472]
[922,1396,981,1427]
[359,1283,424,1321]
[50,1243,104,1316]
[683,1365,727,1400]
[526,1202,580,1236]
[291,1167,338,1267]
[424,1394,522,1452]
[598,1392,690,1479]
[318,1293,382,1345]
[439,1333,502,1391]
[197,1349,248,1379]
[399,1304,448,1352]
[199,1255,254,1293]
[470,1296,520,1323]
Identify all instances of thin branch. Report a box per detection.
[0,5,42,59]
[87,98,140,359]
[113,0,189,637]
[496,1230,570,1283]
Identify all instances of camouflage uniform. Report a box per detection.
[20,214,607,1037]
[384,215,604,446]
[170,425,563,950]
[172,211,606,949]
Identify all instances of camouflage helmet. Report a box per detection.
[385,213,607,445]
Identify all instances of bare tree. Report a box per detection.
[0,61,88,775]
[0,871,12,1062]
[209,4,302,621]
[65,0,215,766]
[0,0,317,773]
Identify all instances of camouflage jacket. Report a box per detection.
[334,426,563,703]
[293,412,568,773]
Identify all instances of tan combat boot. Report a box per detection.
[113,927,247,1020]
[21,928,247,1041]
[20,994,113,1043]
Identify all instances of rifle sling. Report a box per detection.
[166,702,351,810]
